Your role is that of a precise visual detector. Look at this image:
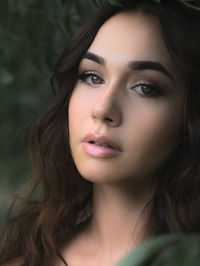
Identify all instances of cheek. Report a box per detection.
[68,89,87,131]
[140,115,180,150]
[139,110,180,141]
[125,104,182,164]
[68,88,93,159]
[68,92,81,150]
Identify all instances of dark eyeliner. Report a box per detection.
[134,83,162,97]
[78,71,97,82]
[78,71,104,85]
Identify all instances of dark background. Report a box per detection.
[0,0,98,231]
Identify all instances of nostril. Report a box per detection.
[91,106,121,127]
[104,117,113,122]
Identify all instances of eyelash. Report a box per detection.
[79,71,104,85]
[78,71,161,97]
[132,83,161,97]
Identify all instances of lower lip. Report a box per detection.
[82,143,122,158]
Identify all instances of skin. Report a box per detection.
[64,11,186,266]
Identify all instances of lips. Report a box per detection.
[83,133,122,151]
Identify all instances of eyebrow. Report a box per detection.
[83,51,175,82]
[83,52,105,65]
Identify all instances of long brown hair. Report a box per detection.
[1,1,200,265]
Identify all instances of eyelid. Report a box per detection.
[79,70,102,79]
[80,70,99,75]
[132,80,162,97]
[133,80,160,90]
[78,70,104,85]
[133,79,157,86]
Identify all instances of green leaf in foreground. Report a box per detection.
[115,234,200,266]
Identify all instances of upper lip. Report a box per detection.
[83,133,122,151]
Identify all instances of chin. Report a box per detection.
[75,165,136,186]
[76,166,114,184]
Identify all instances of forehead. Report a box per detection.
[87,11,171,65]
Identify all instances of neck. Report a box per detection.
[88,181,154,263]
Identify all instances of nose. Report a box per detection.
[91,83,122,127]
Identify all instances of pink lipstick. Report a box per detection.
[82,133,122,158]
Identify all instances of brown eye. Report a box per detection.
[91,75,102,84]
[140,85,152,94]
[79,72,104,85]
[134,83,160,97]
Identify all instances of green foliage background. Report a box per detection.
[0,0,98,230]
[1,1,200,265]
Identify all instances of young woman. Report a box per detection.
[1,0,200,265]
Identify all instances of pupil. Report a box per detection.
[142,86,151,94]
[92,76,101,84]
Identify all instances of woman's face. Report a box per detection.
[68,11,186,185]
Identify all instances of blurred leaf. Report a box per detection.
[115,234,200,266]
[0,67,14,85]
[151,235,200,266]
